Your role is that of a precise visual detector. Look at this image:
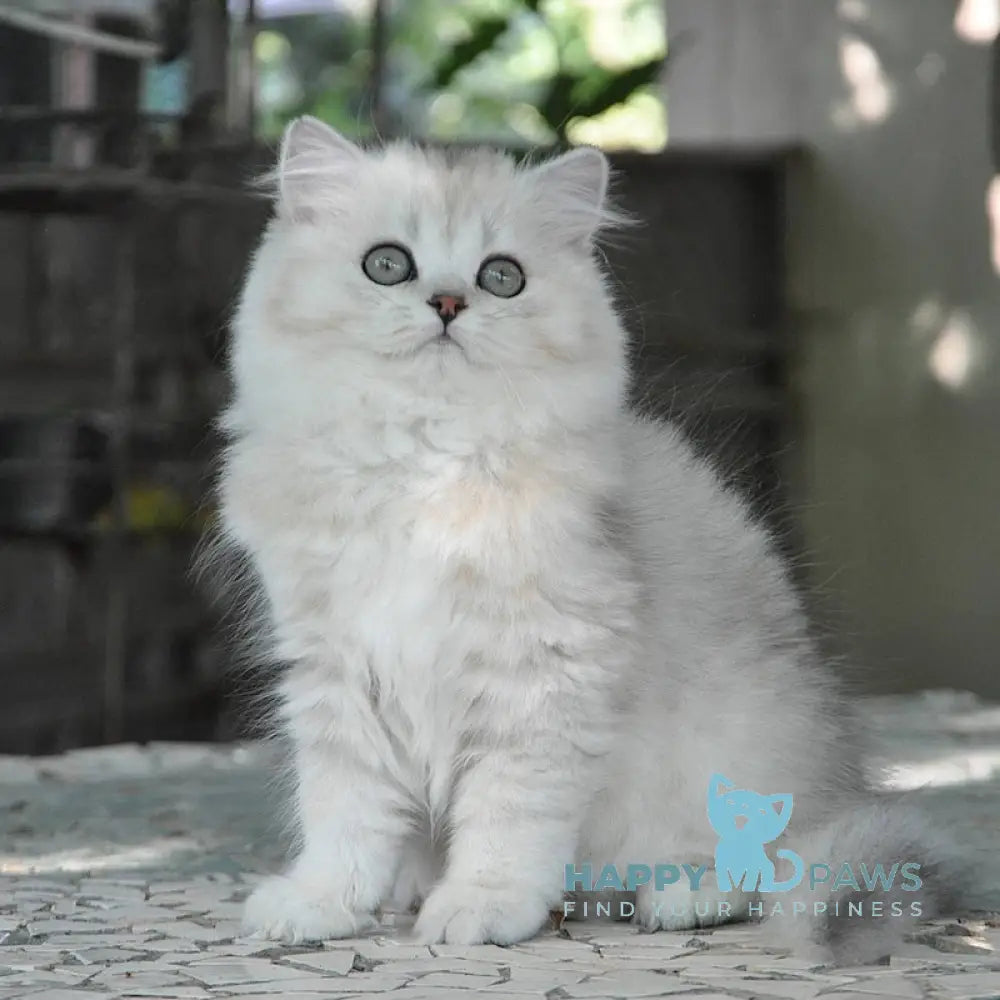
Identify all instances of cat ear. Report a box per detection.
[527,146,612,242]
[709,773,734,798]
[274,116,364,220]
[768,794,792,817]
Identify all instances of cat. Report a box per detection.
[211,115,964,962]
[707,774,804,892]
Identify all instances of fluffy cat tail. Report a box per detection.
[764,797,968,964]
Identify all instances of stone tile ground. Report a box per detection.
[2,692,999,1000]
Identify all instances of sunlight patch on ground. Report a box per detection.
[0,837,203,875]
[879,749,1000,791]
[863,690,1000,792]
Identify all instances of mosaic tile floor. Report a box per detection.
[2,691,999,1000]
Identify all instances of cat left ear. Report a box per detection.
[709,773,734,798]
[528,146,611,242]
[274,116,364,220]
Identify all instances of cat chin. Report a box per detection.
[413,334,471,361]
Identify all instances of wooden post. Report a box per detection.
[0,23,52,164]
[228,0,256,138]
[53,13,96,168]
[186,0,229,143]
[102,207,137,745]
[664,0,801,145]
[95,16,144,166]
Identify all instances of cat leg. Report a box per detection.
[413,728,597,945]
[388,831,442,913]
[243,731,411,942]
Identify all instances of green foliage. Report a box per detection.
[411,0,666,145]
[566,57,664,121]
[431,17,511,89]
[255,0,666,148]
[255,10,375,140]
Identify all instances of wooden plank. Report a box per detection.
[0,170,262,212]
[38,213,119,362]
[664,0,802,144]
[0,214,35,357]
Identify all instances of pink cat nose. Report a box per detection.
[428,293,467,325]
[734,815,749,830]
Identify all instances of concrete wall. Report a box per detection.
[665,0,1000,697]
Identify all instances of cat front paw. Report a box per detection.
[242,873,377,943]
[413,881,549,945]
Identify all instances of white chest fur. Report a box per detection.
[219,431,619,798]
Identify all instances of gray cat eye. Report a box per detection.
[477,255,525,298]
[362,243,415,285]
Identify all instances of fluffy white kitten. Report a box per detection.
[215,117,961,961]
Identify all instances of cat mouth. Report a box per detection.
[425,331,466,354]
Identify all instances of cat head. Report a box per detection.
[706,773,794,844]
[228,117,629,445]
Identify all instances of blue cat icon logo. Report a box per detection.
[707,773,805,892]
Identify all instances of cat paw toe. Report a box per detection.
[242,874,376,943]
[413,881,548,945]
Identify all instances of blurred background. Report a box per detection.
[0,0,996,754]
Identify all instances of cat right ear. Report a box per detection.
[274,116,364,220]
[527,147,611,242]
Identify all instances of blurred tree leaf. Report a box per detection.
[260,1,666,149]
[432,16,511,89]
[538,71,578,139]
[424,2,665,145]
[567,56,664,121]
